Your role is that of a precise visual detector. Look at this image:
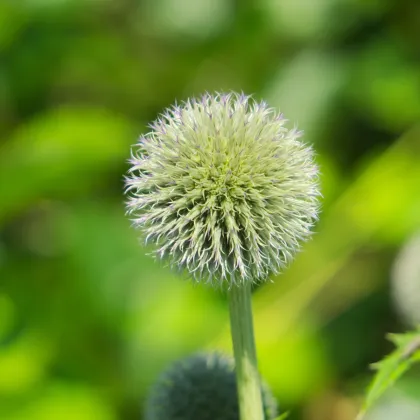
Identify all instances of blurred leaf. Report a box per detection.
[5,381,116,420]
[0,293,15,339]
[357,328,420,419]
[0,106,136,224]
[262,0,333,40]
[0,331,54,396]
[348,39,420,132]
[142,0,232,40]
[264,50,345,143]
[0,2,25,50]
[394,376,420,401]
[275,413,290,420]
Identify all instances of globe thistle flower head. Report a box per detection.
[126,92,320,286]
[144,352,278,420]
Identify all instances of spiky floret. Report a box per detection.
[126,92,319,286]
[144,352,278,420]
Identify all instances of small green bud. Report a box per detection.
[126,92,320,286]
[144,352,278,420]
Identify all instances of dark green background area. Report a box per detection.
[1,1,420,419]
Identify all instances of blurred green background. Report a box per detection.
[1,0,420,419]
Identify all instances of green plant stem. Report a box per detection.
[228,282,264,420]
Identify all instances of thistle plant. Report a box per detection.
[145,352,278,420]
[126,92,320,420]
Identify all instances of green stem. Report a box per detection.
[228,282,264,420]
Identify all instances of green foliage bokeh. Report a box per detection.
[1,1,420,419]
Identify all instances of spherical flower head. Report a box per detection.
[144,352,278,420]
[126,92,319,286]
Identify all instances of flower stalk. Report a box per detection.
[229,282,264,420]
